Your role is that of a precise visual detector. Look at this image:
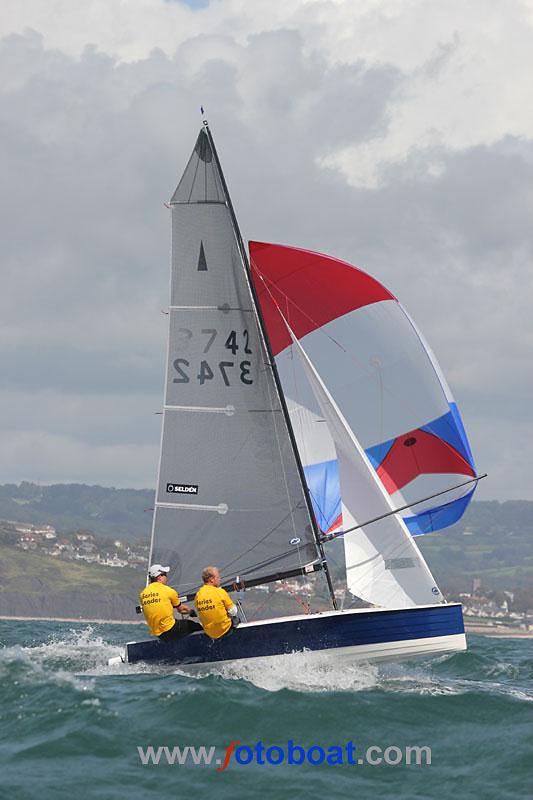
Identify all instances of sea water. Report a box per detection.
[0,620,531,799]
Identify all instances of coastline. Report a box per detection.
[465,623,533,639]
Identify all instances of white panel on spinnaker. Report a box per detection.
[289,330,443,609]
[294,300,451,450]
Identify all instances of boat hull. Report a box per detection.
[124,603,466,667]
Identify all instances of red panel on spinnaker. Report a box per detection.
[249,241,394,357]
[376,428,475,494]
[250,241,477,536]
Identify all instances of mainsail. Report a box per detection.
[149,130,320,596]
[250,242,477,537]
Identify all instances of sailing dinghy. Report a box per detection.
[119,123,481,668]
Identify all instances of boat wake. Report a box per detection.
[1,625,530,702]
[176,653,451,695]
[173,644,533,701]
[214,650,380,693]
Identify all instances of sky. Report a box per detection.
[1,0,532,499]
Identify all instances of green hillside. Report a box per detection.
[0,482,153,541]
[0,544,142,620]
[416,501,533,591]
[0,483,531,603]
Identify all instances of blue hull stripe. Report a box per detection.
[127,604,464,666]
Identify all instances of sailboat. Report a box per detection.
[120,122,482,668]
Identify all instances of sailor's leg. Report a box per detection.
[159,619,203,641]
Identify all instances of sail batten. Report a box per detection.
[156,502,229,513]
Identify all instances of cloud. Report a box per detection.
[0,2,531,499]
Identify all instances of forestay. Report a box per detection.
[149,131,319,596]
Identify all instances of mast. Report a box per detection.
[203,120,338,610]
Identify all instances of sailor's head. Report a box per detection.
[148,564,170,583]
[202,565,220,587]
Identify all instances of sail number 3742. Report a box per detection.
[172,328,254,386]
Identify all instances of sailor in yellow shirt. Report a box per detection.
[140,564,202,641]
[195,565,240,639]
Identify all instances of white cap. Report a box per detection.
[148,563,170,578]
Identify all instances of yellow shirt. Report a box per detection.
[139,582,181,636]
[195,584,234,639]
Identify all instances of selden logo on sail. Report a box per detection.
[166,483,199,495]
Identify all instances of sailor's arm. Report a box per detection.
[169,587,193,616]
[221,589,240,624]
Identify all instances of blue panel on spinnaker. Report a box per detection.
[304,459,341,533]
[403,489,475,535]
[366,438,395,470]
[448,401,476,468]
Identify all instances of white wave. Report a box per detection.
[472,679,533,703]
[175,649,379,693]
[484,661,520,679]
[85,659,168,677]
[0,643,96,692]
[0,626,130,684]
[504,687,533,703]
[381,675,466,696]
[174,649,471,695]
[373,658,533,701]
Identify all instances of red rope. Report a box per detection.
[281,582,311,614]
